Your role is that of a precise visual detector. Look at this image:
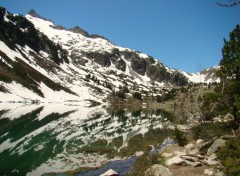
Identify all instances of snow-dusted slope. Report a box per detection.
[180,66,220,84]
[0,8,219,103]
[25,14,115,53]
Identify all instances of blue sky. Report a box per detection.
[1,0,240,72]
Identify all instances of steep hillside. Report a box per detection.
[0,7,219,104]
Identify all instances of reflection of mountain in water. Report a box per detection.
[0,103,173,175]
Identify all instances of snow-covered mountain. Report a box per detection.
[0,8,219,103]
[181,66,220,84]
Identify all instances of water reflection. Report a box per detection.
[0,103,174,176]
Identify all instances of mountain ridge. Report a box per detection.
[0,7,219,104]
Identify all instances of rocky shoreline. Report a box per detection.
[99,117,237,176]
[100,137,229,176]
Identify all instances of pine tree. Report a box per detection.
[218,24,240,123]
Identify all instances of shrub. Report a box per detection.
[155,95,162,103]
[191,122,232,141]
[127,153,165,176]
[132,92,142,100]
[174,128,187,147]
[115,90,126,99]
[217,135,240,176]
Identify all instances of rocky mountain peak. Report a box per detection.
[28,9,40,18]
[27,9,51,22]
[69,26,89,37]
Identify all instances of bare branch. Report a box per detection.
[216,1,240,7]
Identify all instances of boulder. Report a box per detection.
[180,155,199,162]
[204,168,214,176]
[215,171,226,176]
[166,156,185,166]
[196,139,204,147]
[100,169,118,176]
[135,151,144,157]
[213,116,223,122]
[199,137,217,152]
[185,143,195,151]
[223,113,234,122]
[161,152,173,158]
[177,124,190,131]
[145,164,173,176]
[184,160,202,167]
[207,138,226,156]
[204,153,218,165]
[188,148,199,155]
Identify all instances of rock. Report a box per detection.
[204,153,218,165]
[196,139,204,147]
[167,125,175,130]
[185,143,195,151]
[199,137,217,152]
[223,113,234,122]
[166,156,185,166]
[145,164,173,176]
[204,168,214,176]
[69,26,89,37]
[192,161,202,167]
[184,160,202,167]
[167,155,203,167]
[161,152,173,158]
[207,138,226,156]
[177,124,190,131]
[173,151,186,156]
[213,116,223,122]
[100,169,118,176]
[188,148,199,155]
[135,151,144,157]
[180,155,199,162]
[185,143,197,155]
[215,171,226,176]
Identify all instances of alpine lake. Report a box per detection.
[0,103,175,176]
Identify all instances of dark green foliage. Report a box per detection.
[217,131,240,176]
[115,85,129,99]
[191,122,232,141]
[199,24,240,123]
[132,91,142,100]
[218,24,240,122]
[155,95,162,103]
[201,92,224,120]
[115,91,126,99]
[196,25,240,175]
[219,24,240,82]
[174,128,187,147]
[162,89,177,101]
[127,153,165,176]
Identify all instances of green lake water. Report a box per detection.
[0,103,174,176]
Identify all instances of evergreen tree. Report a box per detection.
[218,24,240,123]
